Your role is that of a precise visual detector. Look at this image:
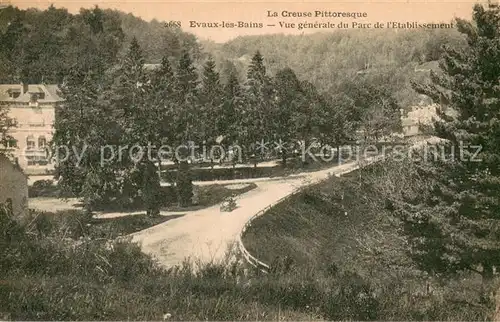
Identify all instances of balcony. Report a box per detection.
[27,122,45,127]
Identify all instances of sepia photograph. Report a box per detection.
[0,0,500,320]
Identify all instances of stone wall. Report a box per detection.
[0,154,28,221]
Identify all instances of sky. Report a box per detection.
[7,0,485,42]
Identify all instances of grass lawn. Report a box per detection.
[165,183,257,211]
[243,170,404,274]
[29,210,185,240]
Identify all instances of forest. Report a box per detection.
[1,4,450,213]
[1,3,500,321]
[0,4,466,110]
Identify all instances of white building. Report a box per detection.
[401,93,440,137]
[0,84,63,174]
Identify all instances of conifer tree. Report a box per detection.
[55,68,120,210]
[199,56,223,164]
[106,38,149,204]
[243,51,275,165]
[396,3,500,282]
[273,67,304,166]
[149,56,177,155]
[173,50,199,207]
[220,71,243,164]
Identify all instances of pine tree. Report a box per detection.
[221,72,242,145]
[199,56,223,164]
[134,56,179,215]
[150,56,177,150]
[173,50,199,207]
[243,51,275,166]
[106,37,149,208]
[219,71,244,166]
[397,3,500,282]
[273,67,304,166]
[54,68,120,210]
[247,51,266,83]
[111,37,147,140]
[175,50,199,144]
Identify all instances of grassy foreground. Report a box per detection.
[242,157,498,320]
[0,156,496,320]
[0,205,409,321]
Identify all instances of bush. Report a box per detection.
[28,179,58,198]
[162,166,284,182]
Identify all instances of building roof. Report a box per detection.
[143,64,161,71]
[0,84,64,103]
[414,60,440,73]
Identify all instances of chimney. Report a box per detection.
[22,83,28,94]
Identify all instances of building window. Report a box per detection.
[38,136,46,148]
[6,137,17,148]
[8,90,21,99]
[7,118,17,127]
[26,135,35,150]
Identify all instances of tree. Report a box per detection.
[54,68,120,210]
[199,56,223,165]
[113,38,165,214]
[273,67,304,166]
[55,38,151,212]
[149,56,177,161]
[242,51,275,166]
[347,83,401,143]
[70,6,124,75]
[396,3,500,283]
[0,12,25,82]
[318,93,358,158]
[0,104,15,157]
[220,71,244,166]
[173,50,199,207]
[298,80,332,165]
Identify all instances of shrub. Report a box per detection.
[28,179,58,198]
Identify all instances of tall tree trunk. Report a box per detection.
[143,160,161,217]
[175,145,193,207]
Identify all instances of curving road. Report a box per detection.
[129,158,378,268]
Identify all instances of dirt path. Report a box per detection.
[129,159,374,268]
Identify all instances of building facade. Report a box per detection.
[0,84,63,174]
[401,94,440,138]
